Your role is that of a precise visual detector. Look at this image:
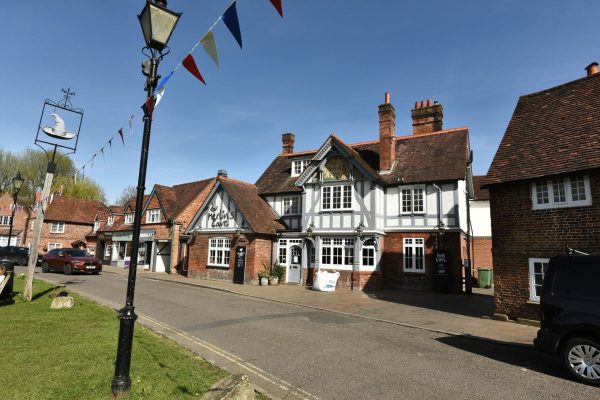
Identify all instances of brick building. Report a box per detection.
[183,172,285,284]
[97,179,215,272]
[35,196,107,254]
[0,193,31,248]
[470,176,493,279]
[485,62,600,320]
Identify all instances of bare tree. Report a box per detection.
[115,185,137,207]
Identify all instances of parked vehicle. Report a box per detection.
[0,246,30,266]
[41,248,102,275]
[534,255,600,386]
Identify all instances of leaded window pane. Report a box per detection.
[536,182,549,204]
[570,176,586,201]
[413,189,424,213]
[552,179,566,203]
[401,189,412,213]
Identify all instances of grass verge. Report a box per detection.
[0,276,228,399]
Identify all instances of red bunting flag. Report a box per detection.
[269,0,283,17]
[118,128,125,146]
[182,54,206,85]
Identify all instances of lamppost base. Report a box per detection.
[111,376,132,398]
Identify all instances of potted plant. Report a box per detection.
[258,269,269,286]
[274,263,286,284]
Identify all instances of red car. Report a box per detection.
[41,248,102,275]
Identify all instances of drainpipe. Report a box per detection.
[168,220,175,274]
[432,183,442,229]
[464,153,474,294]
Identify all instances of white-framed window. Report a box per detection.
[107,216,114,226]
[529,258,549,302]
[322,185,352,211]
[291,160,310,177]
[362,246,375,267]
[48,243,63,250]
[321,237,354,268]
[400,187,425,214]
[124,213,134,224]
[278,239,287,264]
[208,237,231,267]
[50,221,65,233]
[0,236,17,246]
[146,209,161,223]
[105,244,112,257]
[532,175,592,210]
[403,238,425,273]
[283,196,300,215]
[0,215,12,226]
[93,221,100,232]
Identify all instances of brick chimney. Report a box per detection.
[411,99,443,135]
[282,133,295,154]
[378,92,396,171]
[585,62,599,77]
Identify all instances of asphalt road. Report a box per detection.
[21,267,598,400]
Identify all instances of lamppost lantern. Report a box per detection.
[12,172,24,193]
[355,222,364,238]
[138,0,181,52]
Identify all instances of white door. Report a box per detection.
[154,242,170,272]
[287,245,302,283]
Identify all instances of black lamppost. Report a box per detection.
[5,172,25,250]
[111,1,180,397]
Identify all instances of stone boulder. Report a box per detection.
[201,374,255,400]
[51,296,75,309]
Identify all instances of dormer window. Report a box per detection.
[291,159,310,177]
[146,209,161,223]
[124,213,134,224]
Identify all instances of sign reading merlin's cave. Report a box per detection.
[207,204,235,227]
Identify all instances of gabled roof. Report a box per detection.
[256,128,469,195]
[485,73,600,185]
[44,196,106,225]
[154,178,215,221]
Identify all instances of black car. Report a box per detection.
[534,255,600,386]
[0,246,30,266]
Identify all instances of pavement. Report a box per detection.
[102,265,538,347]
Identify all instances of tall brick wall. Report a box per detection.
[472,237,493,275]
[489,170,600,320]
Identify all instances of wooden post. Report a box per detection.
[23,164,55,301]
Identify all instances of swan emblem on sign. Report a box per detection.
[42,113,76,140]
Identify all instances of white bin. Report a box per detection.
[312,270,340,292]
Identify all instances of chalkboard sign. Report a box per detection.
[233,246,246,284]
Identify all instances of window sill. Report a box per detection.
[320,210,353,214]
[207,264,230,269]
[526,300,540,305]
[402,270,426,274]
[399,213,426,217]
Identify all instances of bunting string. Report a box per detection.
[64,0,284,196]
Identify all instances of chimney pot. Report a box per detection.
[585,62,599,77]
[427,99,432,107]
[414,101,420,109]
[384,92,391,104]
[217,170,228,178]
[281,132,295,154]
[420,100,426,108]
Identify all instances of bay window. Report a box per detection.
[322,185,352,211]
[321,237,354,268]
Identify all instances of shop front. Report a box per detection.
[110,230,155,270]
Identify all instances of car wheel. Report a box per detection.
[18,256,28,266]
[41,262,49,273]
[562,337,600,386]
[64,263,73,275]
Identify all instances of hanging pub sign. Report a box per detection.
[435,250,447,275]
[207,204,235,228]
[233,246,246,284]
[35,88,84,153]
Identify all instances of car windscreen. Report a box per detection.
[65,250,90,257]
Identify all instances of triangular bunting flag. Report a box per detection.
[155,86,165,108]
[100,147,105,159]
[156,71,173,92]
[119,128,125,146]
[109,138,113,149]
[182,54,206,85]
[200,31,220,68]
[223,2,243,49]
[142,96,155,116]
[269,0,283,17]
[128,114,134,133]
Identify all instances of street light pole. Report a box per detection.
[5,172,24,250]
[111,2,180,397]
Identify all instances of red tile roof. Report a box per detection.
[256,128,469,195]
[44,196,106,224]
[485,73,600,185]
[219,177,285,235]
[154,178,215,221]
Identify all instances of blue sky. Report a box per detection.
[2,0,599,203]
